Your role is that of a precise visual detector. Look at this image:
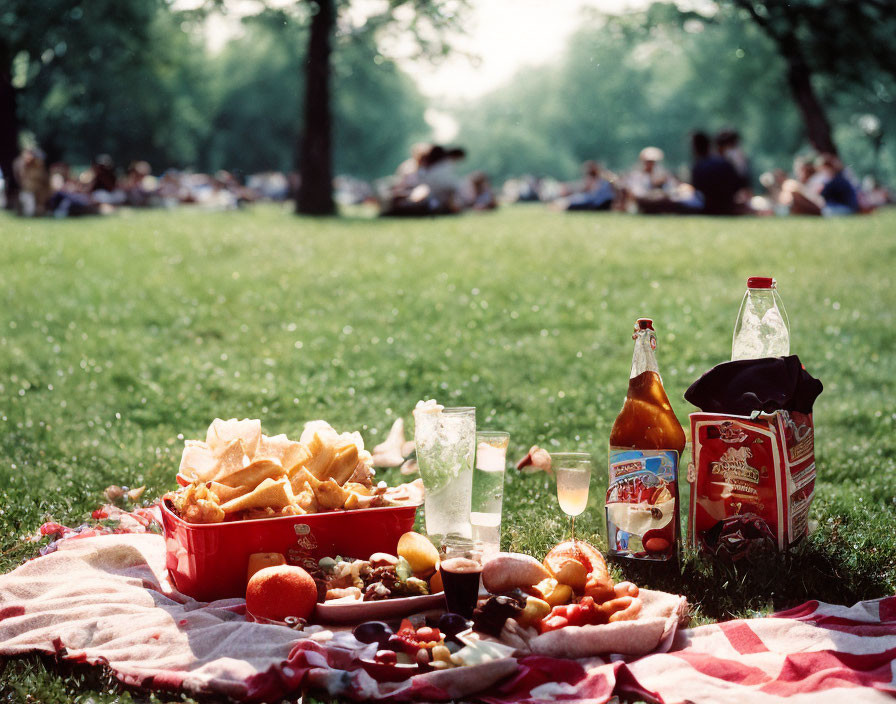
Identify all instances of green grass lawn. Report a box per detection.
[1,204,895,702]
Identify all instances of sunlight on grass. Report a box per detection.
[1,205,894,698]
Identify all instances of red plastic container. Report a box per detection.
[161,500,418,602]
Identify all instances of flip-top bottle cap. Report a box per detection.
[747,276,775,289]
[636,318,654,330]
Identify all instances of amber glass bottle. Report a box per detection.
[607,319,685,561]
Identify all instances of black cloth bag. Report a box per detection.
[684,355,823,416]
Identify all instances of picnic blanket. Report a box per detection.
[1,524,894,702]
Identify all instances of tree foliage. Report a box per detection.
[455,2,896,185]
[5,0,210,167]
[5,0,429,178]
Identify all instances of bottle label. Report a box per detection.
[606,448,679,561]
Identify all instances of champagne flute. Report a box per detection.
[553,453,592,544]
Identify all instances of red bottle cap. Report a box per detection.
[636,318,654,330]
[747,277,775,289]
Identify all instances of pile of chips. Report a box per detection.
[170,418,388,523]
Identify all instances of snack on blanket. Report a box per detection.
[481,553,551,593]
[246,564,318,621]
[397,531,440,577]
[316,537,443,603]
[478,540,646,637]
[169,418,426,523]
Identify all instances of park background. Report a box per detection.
[1,1,895,702]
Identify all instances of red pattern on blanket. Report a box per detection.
[0,507,893,702]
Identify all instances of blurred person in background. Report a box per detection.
[563,160,615,211]
[465,170,497,210]
[12,148,50,216]
[122,161,156,207]
[627,147,671,196]
[48,162,98,217]
[423,146,465,212]
[622,146,681,213]
[88,154,126,208]
[781,156,825,215]
[817,153,859,216]
[381,144,465,216]
[689,130,742,215]
[753,168,790,215]
[860,176,892,210]
[716,128,752,209]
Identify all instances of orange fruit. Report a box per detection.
[429,567,444,593]
[246,565,318,621]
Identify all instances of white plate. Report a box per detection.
[314,591,446,624]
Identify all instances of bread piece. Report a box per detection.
[482,553,551,594]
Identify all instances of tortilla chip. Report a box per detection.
[299,420,334,445]
[290,466,320,494]
[313,478,349,510]
[256,434,311,474]
[209,481,252,504]
[206,418,261,458]
[179,441,218,482]
[216,458,285,489]
[344,491,383,510]
[344,482,372,496]
[219,476,294,513]
[306,433,337,480]
[327,444,359,486]
[348,458,374,487]
[209,438,251,482]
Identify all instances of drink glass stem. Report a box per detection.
[570,515,576,544]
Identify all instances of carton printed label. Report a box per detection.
[690,411,817,557]
[606,448,679,561]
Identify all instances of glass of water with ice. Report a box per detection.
[413,403,476,547]
[471,431,509,561]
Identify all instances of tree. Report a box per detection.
[294,0,468,215]
[201,10,427,179]
[1,0,211,180]
[297,0,336,214]
[718,1,896,156]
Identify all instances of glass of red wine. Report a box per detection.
[439,539,483,618]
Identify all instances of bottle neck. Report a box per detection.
[630,328,660,379]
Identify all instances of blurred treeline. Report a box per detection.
[456,4,896,184]
[9,2,428,180]
[8,1,895,184]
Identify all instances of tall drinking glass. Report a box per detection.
[414,405,476,546]
[471,430,509,560]
[553,453,592,544]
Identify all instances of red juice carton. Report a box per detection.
[687,410,816,558]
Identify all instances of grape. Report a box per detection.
[352,621,393,646]
[437,612,471,638]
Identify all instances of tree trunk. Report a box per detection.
[783,48,838,155]
[296,0,336,215]
[0,45,19,210]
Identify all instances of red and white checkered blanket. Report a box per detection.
[1,508,894,702]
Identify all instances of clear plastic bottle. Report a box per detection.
[731,277,790,361]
